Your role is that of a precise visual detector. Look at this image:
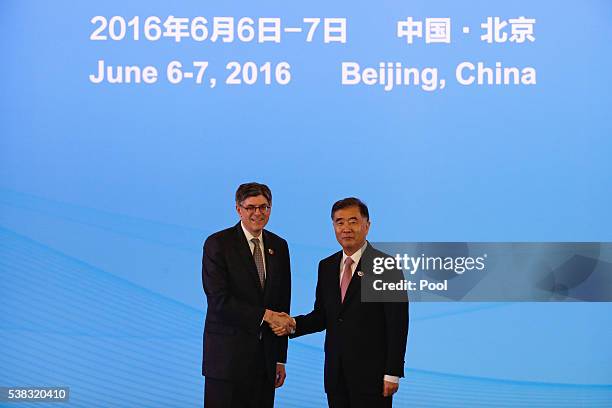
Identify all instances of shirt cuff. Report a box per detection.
[277,362,285,365]
[383,375,399,383]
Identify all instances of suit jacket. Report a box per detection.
[293,243,408,394]
[201,222,291,382]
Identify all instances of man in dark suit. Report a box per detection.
[202,182,295,408]
[277,197,408,408]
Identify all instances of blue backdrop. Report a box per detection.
[1,0,611,406]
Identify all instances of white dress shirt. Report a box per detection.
[341,241,399,384]
[241,222,266,278]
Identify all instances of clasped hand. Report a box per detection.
[264,309,296,336]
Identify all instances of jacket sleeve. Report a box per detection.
[277,239,291,363]
[202,235,265,334]
[383,266,409,377]
[292,260,327,338]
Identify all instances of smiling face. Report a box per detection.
[236,195,271,237]
[332,205,370,256]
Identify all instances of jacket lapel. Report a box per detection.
[340,243,372,309]
[233,223,264,295]
[262,230,275,301]
[326,252,341,307]
[340,264,361,309]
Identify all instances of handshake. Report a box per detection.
[263,309,296,337]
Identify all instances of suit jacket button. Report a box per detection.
[338,318,343,323]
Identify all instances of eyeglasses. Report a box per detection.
[240,204,271,214]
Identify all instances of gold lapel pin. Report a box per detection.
[268,248,274,255]
[357,271,364,277]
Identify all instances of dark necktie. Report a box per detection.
[251,238,265,288]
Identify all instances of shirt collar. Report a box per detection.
[341,240,368,268]
[241,222,263,244]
